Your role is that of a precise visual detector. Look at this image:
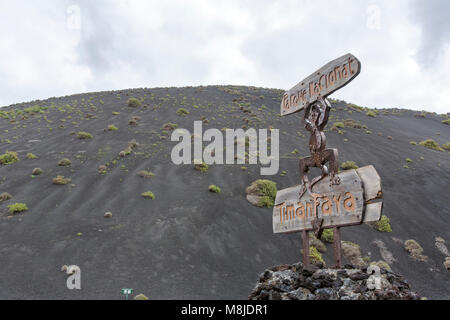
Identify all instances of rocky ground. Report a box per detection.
[249,262,420,300]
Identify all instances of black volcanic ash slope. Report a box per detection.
[0,86,449,299]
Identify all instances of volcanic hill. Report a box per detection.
[0,85,448,299]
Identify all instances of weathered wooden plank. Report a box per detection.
[363,202,383,223]
[273,169,365,233]
[356,165,382,202]
[280,53,361,116]
[273,165,383,234]
[274,169,362,205]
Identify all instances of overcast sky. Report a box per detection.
[0,0,449,113]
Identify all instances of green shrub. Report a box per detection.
[53,175,71,185]
[343,119,362,128]
[419,139,444,152]
[349,103,364,112]
[415,112,426,118]
[208,185,221,193]
[309,233,327,253]
[128,98,142,108]
[0,151,19,165]
[441,119,450,125]
[370,260,391,271]
[342,240,360,248]
[404,240,421,252]
[98,165,107,175]
[341,161,358,170]
[134,294,149,300]
[0,192,12,201]
[258,196,274,208]
[257,179,277,198]
[195,162,209,172]
[333,122,344,129]
[119,147,133,158]
[32,168,43,176]
[162,123,178,131]
[254,180,277,208]
[77,131,93,139]
[321,229,334,243]
[8,203,28,214]
[404,239,427,261]
[141,191,155,200]
[58,158,72,166]
[176,108,190,117]
[309,246,325,265]
[410,141,417,145]
[128,139,139,149]
[406,158,413,163]
[26,153,38,159]
[374,215,392,232]
[366,111,377,117]
[246,178,278,208]
[106,124,118,131]
[24,105,47,114]
[138,170,155,178]
[442,142,450,151]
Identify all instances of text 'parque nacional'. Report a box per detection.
[281,53,361,116]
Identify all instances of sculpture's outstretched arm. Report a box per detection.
[317,97,331,131]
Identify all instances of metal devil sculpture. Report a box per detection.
[273,54,384,268]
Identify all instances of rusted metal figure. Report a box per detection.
[279,54,363,269]
[298,96,341,238]
[299,96,340,198]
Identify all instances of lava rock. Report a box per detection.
[302,265,319,277]
[315,288,337,300]
[349,271,369,281]
[249,262,420,300]
[259,270,272,282]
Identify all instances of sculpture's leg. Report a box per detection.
[310,191,324,238]
[310,163,329,191]
[324,148,341,185]
[299,157,313,198]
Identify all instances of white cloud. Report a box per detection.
[0,0,448,113]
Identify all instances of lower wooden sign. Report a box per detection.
[273,165,382,234]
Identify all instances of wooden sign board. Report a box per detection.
[280,53,361,116]
[273,165,382,234]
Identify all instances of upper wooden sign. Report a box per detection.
[273,165,382,234]
[280,53,361,116]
